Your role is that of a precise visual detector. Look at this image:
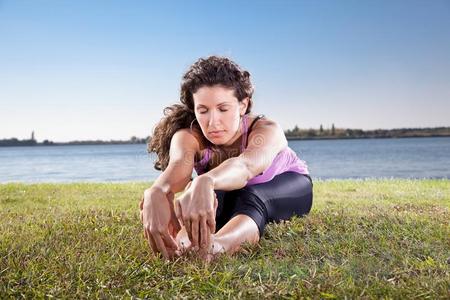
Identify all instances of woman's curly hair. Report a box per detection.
[148,55,254,171]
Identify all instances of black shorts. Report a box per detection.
[214,172,313,237]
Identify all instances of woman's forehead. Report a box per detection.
[194,85,235,98]
[193,86,238,107]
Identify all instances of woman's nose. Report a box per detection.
[208,111,220,126]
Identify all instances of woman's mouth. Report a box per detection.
[209,130,224,137]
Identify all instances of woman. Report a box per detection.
[141,56,313,261]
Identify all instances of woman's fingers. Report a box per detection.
[161,231,178,253]
[174,199,184,227]
[191,218,199,248]
[145,229,158,254]
[200,215,209,249]
[145,225,179,259]
[169,218,181,239]
[168,221,175,238]
[207,210,216,233]
[153,233,170,260]
[185,219,193,243]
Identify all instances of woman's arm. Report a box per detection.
[142,129,199,258]
[148,128,199,196]
[197,119,288,191]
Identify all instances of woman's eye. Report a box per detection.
[199,109,228,114]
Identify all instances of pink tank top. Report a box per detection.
[194,114,309,186]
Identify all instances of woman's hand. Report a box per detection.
[174,176,217,251]
[140,187,181,260]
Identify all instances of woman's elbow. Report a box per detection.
[241,159,262,183]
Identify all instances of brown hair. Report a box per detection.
[148,55,254,171]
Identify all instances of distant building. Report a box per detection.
[31,131,36,141]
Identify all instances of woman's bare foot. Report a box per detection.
[175,226,192,256]
[198,234,226,263]
[176,225,224,262]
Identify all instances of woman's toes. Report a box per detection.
[199,236,226,263]
[176,227,193,254]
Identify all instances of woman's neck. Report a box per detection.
[221,114,247,147]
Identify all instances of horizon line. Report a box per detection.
[2,125,450,143]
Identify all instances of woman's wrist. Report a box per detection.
[145,185,173,206]
[149,184,173,197]
[195,174,215,189]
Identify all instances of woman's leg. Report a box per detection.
[209,172,313,259]
[174,216,259,260]
[252,172,313,224]
[174,191,260,258]
[211,214,260,254]
[177,172,313,260]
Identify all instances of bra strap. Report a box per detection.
[241,114,265,152]
[241,114,248,152]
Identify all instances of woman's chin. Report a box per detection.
[208,137,227,145]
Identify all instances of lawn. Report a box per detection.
[1,179,449,298]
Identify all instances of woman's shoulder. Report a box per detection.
[245,114,287,148]
[247,114,277,131]
[172,128,202,151]
[175,126,211,154]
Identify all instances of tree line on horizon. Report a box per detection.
[0,136,149,147]
[1,125,450,147]
[285,124,450,139]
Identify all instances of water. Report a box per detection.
[292,137,450,180]
[0,137,449,183]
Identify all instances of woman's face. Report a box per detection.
[192,85,248,146]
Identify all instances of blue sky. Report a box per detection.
[1,0,449,142]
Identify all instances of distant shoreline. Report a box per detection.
[1,134,449,147]
[1,126,450,147]
[286,134,450,141]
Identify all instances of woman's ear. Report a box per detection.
[240,97,249,115]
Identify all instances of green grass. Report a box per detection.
[1,179,449,299]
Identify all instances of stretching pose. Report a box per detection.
[141,56,313,261]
